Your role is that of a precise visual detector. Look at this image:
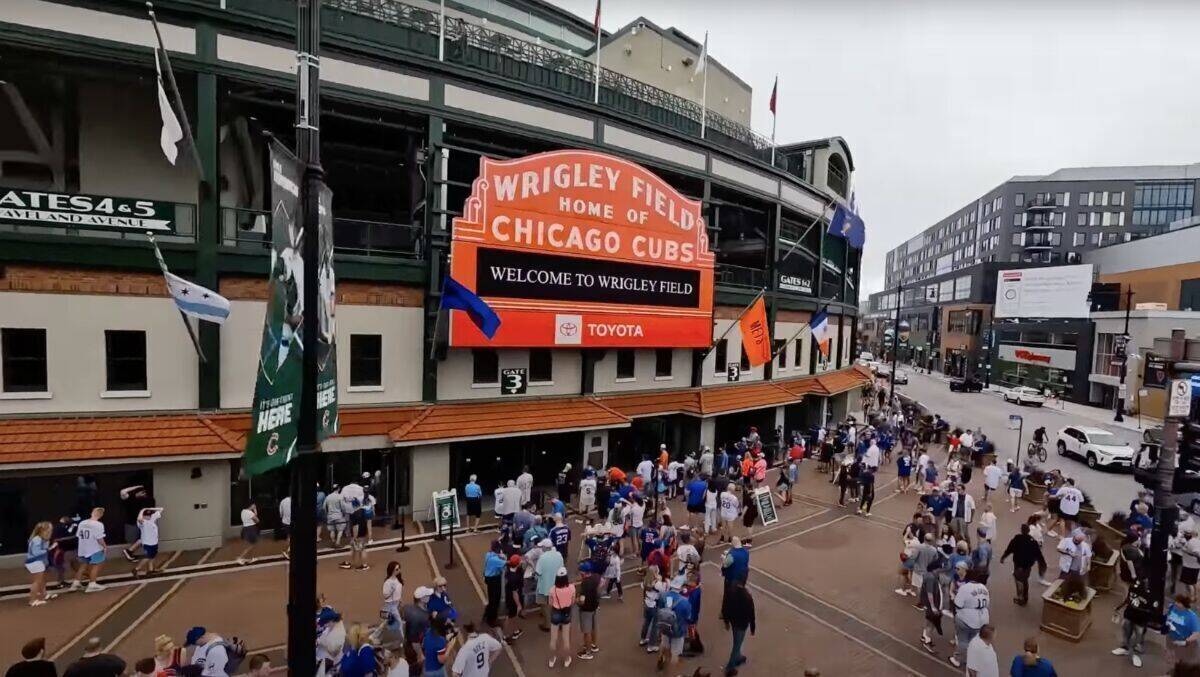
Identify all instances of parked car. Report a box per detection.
[857,351,875,365]
[1003,386,1046,407]
[949,377,984,392]
[1056,425,1135,469]
[893,370,909,385]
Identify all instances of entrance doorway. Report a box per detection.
[450,432,583,495]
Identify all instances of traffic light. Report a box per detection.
[1175,420,1200,493]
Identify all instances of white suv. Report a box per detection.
[1056,426,1134,469]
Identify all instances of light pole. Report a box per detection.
[285,1,324,673]
[888,282,903,406]
[1115,286,1133,422]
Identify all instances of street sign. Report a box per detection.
[1008,414,1023,430]
[1139,388,1149,398]
[1145,354,1169,389]
[1169,379,1192,418]
[432,489,461,535]
[727,362,741,382]
[501,367,527,395]
[1119,384,1128,400]
[752,487,778,526]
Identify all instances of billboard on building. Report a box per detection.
[994,264,1093,319]
[996,344,1076,370]
[449,150,715,348]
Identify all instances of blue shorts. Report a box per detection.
[143,544,159,559]
[85,552,106,565]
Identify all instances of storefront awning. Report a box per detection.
[389,397,630,446]
[816,365,873,395]
[698,382,797,416]
[595,390,704,418]
[0,414,244,467]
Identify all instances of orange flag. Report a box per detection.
[739,296,772,367]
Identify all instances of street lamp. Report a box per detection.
[1115,286,1134,422]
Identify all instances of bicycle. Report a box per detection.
[1027,441,1047,463]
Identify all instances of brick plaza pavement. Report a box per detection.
[0,441,1174,675]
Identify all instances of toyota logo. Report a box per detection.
[559,322,578,336]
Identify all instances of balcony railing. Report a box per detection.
[1026,197,1060,210]
[325,0,785,169]
[715,263,767,289]
[221,207,422,258]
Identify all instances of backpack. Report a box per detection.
[656,604,679,638]
[209,638,246,675]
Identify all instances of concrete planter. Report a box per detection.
[1040,579,1096,642]
[1095,521,1127,552]
[1089,551,1119,592]
[1024,481,1048,504]
[1077,506,1102,528]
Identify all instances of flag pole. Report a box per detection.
[147,232,207,363]
[780,197,835,262]
[145,3,206,189]
[428,307,443,361]
[769,75,778,165]
[700,287,766,361]
[699,32,709,138]
[592,0,602,104]
[438,0,446,61]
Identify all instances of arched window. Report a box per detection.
[827,154,849,198]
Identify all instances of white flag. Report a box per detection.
[150,235,230,324]
[155,50,183,165]
[693,31,708,78]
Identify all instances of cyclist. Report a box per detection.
[1032,427,1047,446]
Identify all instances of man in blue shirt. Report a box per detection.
[464,475,483,532]
[685,475,708,532]
[657,581,692,673]
[549,516,571,560]
[522,515,548,552]
[481,541,506,628]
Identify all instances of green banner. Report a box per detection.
[0,186,175,232]
[244,140,338,476]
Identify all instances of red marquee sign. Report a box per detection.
[449,150,715,348]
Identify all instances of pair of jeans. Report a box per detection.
[1012,566,1031,604]
[484,574,501,626]
[641,606,658,643]
[859,483,875,512]
[1122,619,1146,654]
[954,617,979,662]
[726,626,748,672]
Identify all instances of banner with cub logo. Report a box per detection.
[244,140,339,477]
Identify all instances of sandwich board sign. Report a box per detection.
[432,489,461,535]
[753,487,778,526]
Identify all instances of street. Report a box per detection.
[894,368,1143,514]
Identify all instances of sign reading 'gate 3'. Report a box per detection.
[450,150,715,348]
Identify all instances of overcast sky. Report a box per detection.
[556,0,1200,296]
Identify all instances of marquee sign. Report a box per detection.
[0,187,175,232]
[449,150,715,348]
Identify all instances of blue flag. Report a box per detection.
[828,203,866,249]
[441,275,501,339]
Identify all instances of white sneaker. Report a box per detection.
[894,588,908,596]
[85,583,106,593]
[1111,648,1128,656]
[68,582,82,592]
[563,657,572,668]
[948,656,961,668]
[548,657,556,668]
[1132,654,1142,668]
[29,599,46,607]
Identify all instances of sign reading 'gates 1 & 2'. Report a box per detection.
[449,150,715,348]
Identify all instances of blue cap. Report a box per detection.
[185,626,206,646]
[578,561,593,573]
[317,607,341,625]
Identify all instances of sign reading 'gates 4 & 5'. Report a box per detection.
[0,187,175,232]
[450,150,714,348]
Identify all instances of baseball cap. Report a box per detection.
[579,561,593,573]
[414,586,434,600]
[538,538,553,548]
[507,554,522,567]
[185,627,206,647]
[556,566,568,577]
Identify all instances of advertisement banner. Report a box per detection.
[1144,354,1169,389]
[244,140,338,477]
[996,343,1076,370]
[0,186,175,232]
[994,265,1093,319]
[448,150,714,348]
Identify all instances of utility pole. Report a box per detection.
[888,282,903,406]
[982,315,994,389]
[1149,329,1187,627]
[1115,286,1134,422]
[286,1,323,673]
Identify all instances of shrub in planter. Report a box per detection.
[1089,538,1120,592]
[1077,492,1102,528]
[1041,575,1096,641]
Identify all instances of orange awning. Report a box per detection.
[389,397,629,445]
